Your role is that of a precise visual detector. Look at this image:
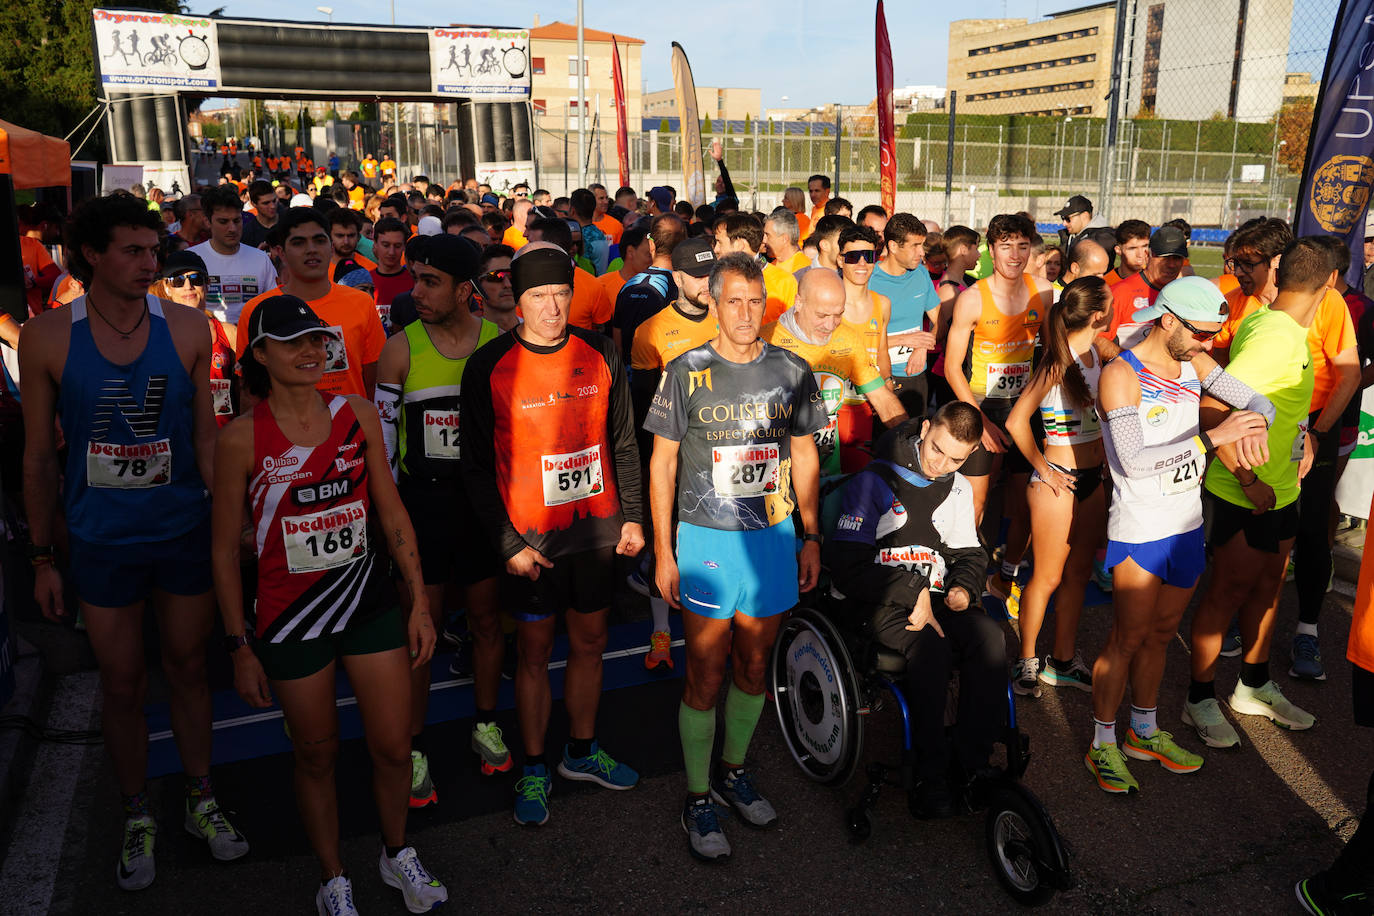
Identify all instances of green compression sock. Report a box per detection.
[721,682,766,767]
[679,702,716,795]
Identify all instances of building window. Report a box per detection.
[532,57,545,75]
[967,79,1093,102]
[533,99,547,114]
[967,52,1096,80]
[968,25,1098,56]
[568,57,589,76]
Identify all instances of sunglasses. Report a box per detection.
[515,191,528,198]
[841,250,877,265]
[167,272,208,288]
[1161,304,1220,341]
[480,269,512,284]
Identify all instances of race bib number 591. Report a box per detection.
[541,446,604,506]
[86,440,172,489]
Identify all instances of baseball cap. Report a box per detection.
[480,193,499,207]
[410,234,482,283]
[1148,225,1189,258]
[246,295,341,348]
[1134,276,1229,323]
[1054,194,1092,219]
[671,236,716,278]
[647,187,673,213]
[289,193,313,208]
[417,215,442,236]
[158,249,207,279]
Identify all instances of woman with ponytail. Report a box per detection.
[1006,277,1116,698]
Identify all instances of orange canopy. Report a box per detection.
[0,120,70,190]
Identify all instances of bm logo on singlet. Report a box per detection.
[92,375,168,440]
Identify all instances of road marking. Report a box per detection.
[0,673,99,914]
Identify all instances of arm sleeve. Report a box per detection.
[373,383,401,482]
[1200,365,1276,427]
[602,337,643,524]
[827,471,927,611]
[457,347,527,560]
[1104,405,1206,479]
[717,159,736,202]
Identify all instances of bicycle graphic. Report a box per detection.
[142,33,179,67]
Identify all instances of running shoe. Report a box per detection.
[1039,652,1093,692]
[316,875,359,916]
[379,846,449,914]
[1091,559,1113,593]
[711,766,778,828]
[1181,697,1240,749]
[682,795,731,862]
[513,764,551,826]
[557,741,639,790]
[1011,656,1042,698]
[1229,680,1316,730]
[184,796,250,861]
[1123,728,1203,774]
[409,750,438,808]
[1219,621,1243,658]
[1290,634,1327,681]
[471,722,513,775]
[440,620,466,649]
[116,815,157,891]
[645,630,674,671]
[1084,744,1139,794]
[986,574,1022,619]
[1295,873,1370,915]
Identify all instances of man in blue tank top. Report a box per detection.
[19,194,248,891]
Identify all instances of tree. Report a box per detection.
[1276,98,1314,174]
[0,0,179,149]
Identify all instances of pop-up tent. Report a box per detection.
[0,119,71,190]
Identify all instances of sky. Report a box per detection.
[197,0,1337,109]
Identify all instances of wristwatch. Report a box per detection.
[803,533,824,545]
[224,633,253,654]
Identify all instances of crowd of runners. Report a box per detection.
[9,148,1374,914]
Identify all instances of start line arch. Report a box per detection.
[91,8,534,191]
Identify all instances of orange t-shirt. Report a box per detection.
[595,213,623,245]
[1214,287,1356,412]
[502,226,528,250]
[1215,273,1241,297]
[361,159,378,179]
[804,203,826,240]
[568,266,613,330]
[1351,488,1374,671]
[762,262,798,324]
[597,269,629,307]
[348,186,366,210]
[236,284,386,398]
[795,212,811,241]
[380,158,397,176]
[20,236,56,316]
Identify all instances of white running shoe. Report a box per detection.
[379,846,449,913]
[316,875,360,916]
[1181,697,1240,748]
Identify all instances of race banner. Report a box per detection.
[430,28,532,100]
[876,0,896,215]
[1294,0,1374,287]
[612,38,631,190]
[671,42,707,207]
[92,9,221,92]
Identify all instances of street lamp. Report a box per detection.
[316,6,333,22]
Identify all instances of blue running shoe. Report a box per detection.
[711,767,777,828]
[513,764,551,826]
[557,741,639,790]
[1290,634,1326,681]
[1092,559,1114,594]
[1219,621,1242,658]
[682,796,731,862]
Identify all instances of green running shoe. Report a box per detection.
[472,722,513,775]
[408,750,437,809]
[117,815,157,891]
[1230,680,1316,730]
[1123,728,1203,773]
[1084,744,1139,794]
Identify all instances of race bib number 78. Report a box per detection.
[86,440,172,489]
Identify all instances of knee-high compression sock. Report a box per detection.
[721,683,766,767]
[679,702,716,795]
[649,597,671,635]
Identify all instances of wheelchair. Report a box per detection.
[769,596,1073,907]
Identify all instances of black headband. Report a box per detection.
[511,247,575,302]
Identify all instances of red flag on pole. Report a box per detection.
[611,38,630,190]
[876,0,896,215]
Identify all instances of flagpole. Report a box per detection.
[577,0,586,189]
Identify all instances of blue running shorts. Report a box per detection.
[1105,526,1206,590]
[676,520,798,620]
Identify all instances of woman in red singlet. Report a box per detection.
[210,295,444,916]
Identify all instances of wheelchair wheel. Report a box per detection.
[984,781,1070,907]
[769,606,864,785]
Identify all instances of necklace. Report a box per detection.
[88,295,148,339]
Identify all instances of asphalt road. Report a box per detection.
[0,574,1368,915]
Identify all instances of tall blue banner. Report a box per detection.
[1296,0,1374,287]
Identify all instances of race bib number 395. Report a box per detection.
[711,443,781,498]
[985,361,1031,398]
[282,501,368,573]
[541,446,604,506]
[86,440,172,489]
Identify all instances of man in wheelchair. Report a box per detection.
[827,402,1008,818]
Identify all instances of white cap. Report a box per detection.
[418,215,442,236]
[290,193,313,208]
[1366,208,1374,238]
